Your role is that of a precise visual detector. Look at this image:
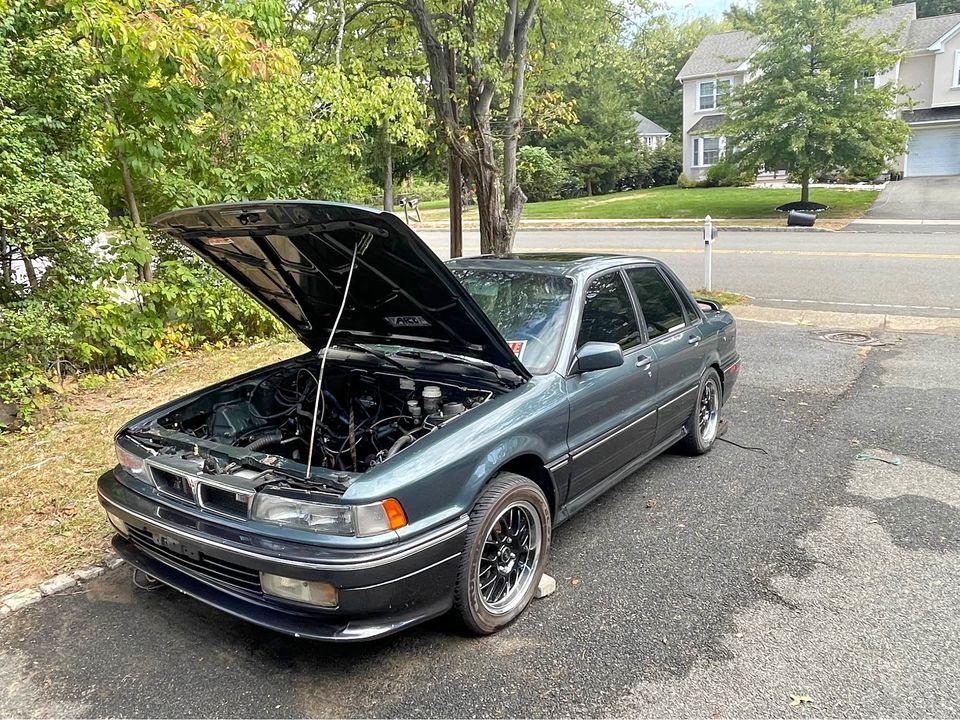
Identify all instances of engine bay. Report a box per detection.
[154,362,495,473]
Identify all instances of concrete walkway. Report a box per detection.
[731,304,960,336]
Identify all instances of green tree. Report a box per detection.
[544,61,641,195]
[894,0,960,18]
[0,1,108,297]
[722,0,909,203]
[65,0,297,281]
[629,14,728,135]
[402,0,630,253]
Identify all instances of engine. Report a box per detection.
[156,363,493,473]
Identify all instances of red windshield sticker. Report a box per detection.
[507,340,526,359]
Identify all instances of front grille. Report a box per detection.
[149,466,194,502]
[199,483,252,520]
[127,525,262,594]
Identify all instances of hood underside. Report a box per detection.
[151,201,529,379]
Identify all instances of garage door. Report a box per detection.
[905,125,960,177]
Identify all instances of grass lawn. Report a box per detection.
[0,339,304,597]
[412,185,878,222]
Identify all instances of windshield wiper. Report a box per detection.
[389,348,507,381]
[335,342,407,370]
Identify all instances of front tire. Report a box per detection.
[453,472,551,635]
[677,367,722,455]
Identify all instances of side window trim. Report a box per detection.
[624,264,689,343]
[619,266,651,348]
[657,265,703,328]
[569,268,643,367]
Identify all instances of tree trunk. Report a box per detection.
[117,149,153,282]
[800,175,810,203]
[473,125,510,255]
[383,141,393,211]
[0,224,10,288]
[586,178,593,197]
[20,247,38,289]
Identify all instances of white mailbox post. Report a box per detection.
[703,215,718,291]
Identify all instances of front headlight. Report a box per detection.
[115,442,146,476]
[252,494,355,535]
[251,494,407,537]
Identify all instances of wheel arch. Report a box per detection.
[489,454,558,522]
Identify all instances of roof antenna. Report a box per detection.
[305,243,360,478]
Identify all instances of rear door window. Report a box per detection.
[576,272,641,351]
[626,267,687,340]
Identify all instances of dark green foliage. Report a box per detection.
[704,157,757,187]
[722,0,910,202]
[895,0,960,17]
[517,147,568,202]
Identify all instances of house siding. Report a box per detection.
[679,5,960,180]
[932,31,960,106]
[901,53,936,107]
[681,73,743,180]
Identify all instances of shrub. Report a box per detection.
[0,259,286,429]
[704,158,756,187]
[516,146,567,202]
[677,173,698,189]
[648,140,682,187]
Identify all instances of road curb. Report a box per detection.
[731,305,960,336]
[411,222,839,233]
[0,554,125,621]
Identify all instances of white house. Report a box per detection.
[632,112,671,149]
[676,3,960,180]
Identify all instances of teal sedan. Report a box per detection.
[98,201,739,640]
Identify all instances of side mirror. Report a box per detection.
[570,342,624,374]
[696,298,721,312]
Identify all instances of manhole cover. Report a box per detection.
[820,331,883,346]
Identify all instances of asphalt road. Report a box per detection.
[421,228,960,318]
[3,321,959,718]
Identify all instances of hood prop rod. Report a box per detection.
[305,243,360,478]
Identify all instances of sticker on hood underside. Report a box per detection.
[507,340,526,360]
[386,315,431,328]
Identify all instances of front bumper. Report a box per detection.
[98,471,466,642]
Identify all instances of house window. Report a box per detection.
[856,70,876,90]
[693,136,723,166]
[697,78,732,111]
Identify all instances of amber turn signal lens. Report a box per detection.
[382,498,407,530]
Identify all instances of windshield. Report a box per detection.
[450,268,574,374]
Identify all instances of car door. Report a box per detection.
[625,265,703,444]
[564,270,659,501]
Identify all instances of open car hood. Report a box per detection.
[151,201,530,380]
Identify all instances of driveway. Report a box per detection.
[2,321,959,717]
[861,176,960,221]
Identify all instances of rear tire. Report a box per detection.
[453,472,551,635]
[677,368,722,455]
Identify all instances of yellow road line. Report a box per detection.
[511,247,960,260]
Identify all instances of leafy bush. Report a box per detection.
[677,173,698,189]
[648,140,682,187]
[0,259,285,429]
[517,146,567,202]
[704,158,757,187]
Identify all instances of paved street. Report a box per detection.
[2,320,958,717]
[421,228,960,318]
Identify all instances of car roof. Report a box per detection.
[445,253,661,279]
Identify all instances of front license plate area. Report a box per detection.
[152,532,201,560]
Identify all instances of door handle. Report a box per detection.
[635,354,653,370]
[687,335,700,345]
